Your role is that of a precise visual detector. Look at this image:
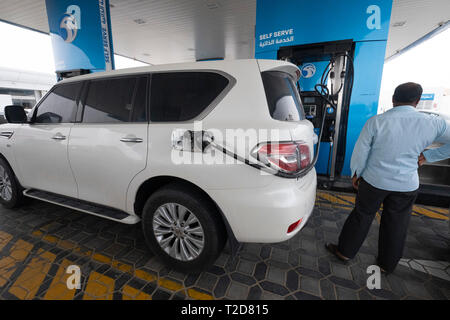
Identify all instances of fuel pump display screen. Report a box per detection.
[303,97,318,118]
[301,92,336,143]
[304,105,317,118]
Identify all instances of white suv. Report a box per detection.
[0,59,316,271]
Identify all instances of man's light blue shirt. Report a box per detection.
[351,105,450,192]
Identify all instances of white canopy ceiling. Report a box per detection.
[0,0,449,65]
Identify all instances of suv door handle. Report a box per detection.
[0,131,14,139]
[51,133,66,141]
[120,137,143,143]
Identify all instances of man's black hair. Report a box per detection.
[393,82,423,104]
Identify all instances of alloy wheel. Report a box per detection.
[152,203,205,261]
[0,164,12,202]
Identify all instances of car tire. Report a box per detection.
[0,157,24,209]
[142,183,227,272]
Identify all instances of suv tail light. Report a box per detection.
[252,142,311,174]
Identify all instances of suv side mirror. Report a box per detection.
[4,105,28,124]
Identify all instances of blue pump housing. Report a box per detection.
[255,0,393,177]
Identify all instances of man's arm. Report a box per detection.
[423,119,450,163]
[350,118,374,180]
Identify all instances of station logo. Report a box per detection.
[301,63,316,79]
[366,4,381,30]
[59,5,81,43]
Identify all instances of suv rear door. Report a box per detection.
[12,82,82,197]
[68,75,148,211]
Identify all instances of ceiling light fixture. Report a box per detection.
[205,1,220,10]
[392,21,406,27]
[134,18,147,25]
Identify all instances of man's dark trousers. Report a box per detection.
[337,179,418,273]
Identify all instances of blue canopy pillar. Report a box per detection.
[45,0,115,79]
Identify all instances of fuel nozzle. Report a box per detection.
[172,130,214,153]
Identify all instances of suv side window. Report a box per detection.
[131,77,148,122]
[82,76,148,123]
[34,82,82,124]
[150,72,229,122]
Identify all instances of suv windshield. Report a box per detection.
[261,71,305,122]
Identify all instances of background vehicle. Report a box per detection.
[0,59,316,271]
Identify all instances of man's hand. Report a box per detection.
[418,153,426,167]
[352,174,361,190]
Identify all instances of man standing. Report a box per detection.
[326,82,450,274]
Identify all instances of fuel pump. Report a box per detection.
[278,40,355,183]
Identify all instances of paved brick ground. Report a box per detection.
[0,191,448,300]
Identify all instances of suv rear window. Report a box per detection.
[150,72,229,122]
[261,71,305,122]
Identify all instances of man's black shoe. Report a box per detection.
[325,243,350,263]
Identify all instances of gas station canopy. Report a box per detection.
[0,0,449,65]
[0,0,449,305]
